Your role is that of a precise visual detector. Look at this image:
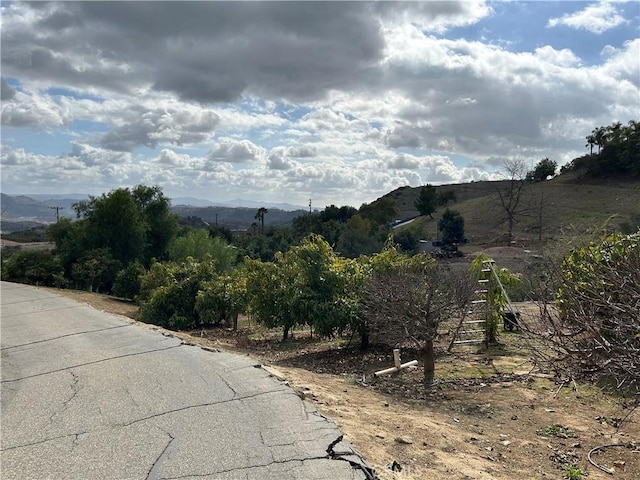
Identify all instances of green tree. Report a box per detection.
[244,235,350,340]
[254,207,268,235]
[74,189,146,266]
[527,158,557,182]
[131,185,179,264]
[392,227,421,254]
[71,248,121,293]
[48,217,89,277]
[245,255,298,340]
[336,215,385,258]
[437,189,457,207]
[359,197,398,225]
[438,209,465,246]
[414,184,438,219]
[69,185,178,268]
[168,229,236,269]
[196,268,248,330]
[137,258,218,329]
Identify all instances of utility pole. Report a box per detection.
[309,199,312,214]
[50,206,64,222]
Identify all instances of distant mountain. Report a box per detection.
[171,204,307,230]
[1,193,61,220]
[0,192,308,233]
[172,197,306,211]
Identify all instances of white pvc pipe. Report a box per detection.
[374,360,419,377]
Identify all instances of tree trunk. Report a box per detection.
[282,325,290,341]
[232,313,238,331]
[421,339,435,390]
[360,331,369,351]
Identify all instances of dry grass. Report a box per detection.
[390,175,640,248]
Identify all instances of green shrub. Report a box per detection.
[113,262,145,300]
[1,249,66,287]
[552,230,640,395]
[137,258,218,330]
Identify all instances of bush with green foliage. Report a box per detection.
[531,231,640,402]
[196,269,248,329]
[244,234,353,340]
[168,228,236,269]
[70,248,121,293]
[1,249,66,287]
[137,258,218,329]
[392,227,422,254]
[438,209,465,246]
[113,262,146,299]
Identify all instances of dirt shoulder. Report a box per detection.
[46,288,639,480]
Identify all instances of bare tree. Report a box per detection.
[362,265,474,389]
[494,158,530,242]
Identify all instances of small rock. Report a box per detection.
[501,440,511,446]
[375,433,385,439]
[383,402,389,407]
[511,415,518,420]
[613,460,625,468]
[395,436,414,445]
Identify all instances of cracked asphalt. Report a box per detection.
[1,282,374,480]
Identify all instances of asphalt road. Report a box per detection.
[0,281,374,480]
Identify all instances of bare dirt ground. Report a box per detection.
[45,287,639,480]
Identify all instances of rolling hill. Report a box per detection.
[382,172,640,248]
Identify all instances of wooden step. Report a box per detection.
[460,330,485,335]
[453,339,486,345]
[471,299,486,304]
[478,279,489,284]
[463,320,485,324]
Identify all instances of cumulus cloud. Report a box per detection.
[1,1,638,207]
[208,138,265,164]
[101,107,219,151]
[1,90,71,127]
[547,1,628,34]
[70,142,132,166]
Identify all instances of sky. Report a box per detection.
[1,1,639,208]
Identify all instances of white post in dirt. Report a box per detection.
[374,349,418,377]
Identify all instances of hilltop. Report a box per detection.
[383,172,640,248]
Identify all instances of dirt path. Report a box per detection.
[46,288,639,480]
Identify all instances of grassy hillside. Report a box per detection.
[385,172,640,248]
